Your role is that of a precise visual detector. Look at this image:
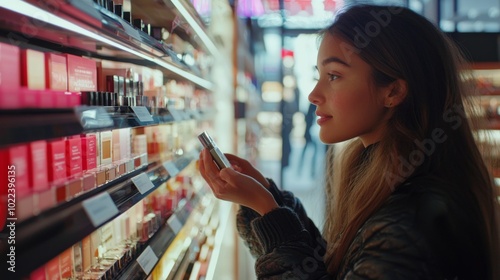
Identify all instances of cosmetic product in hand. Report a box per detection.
[198,132,231,169]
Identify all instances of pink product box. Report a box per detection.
[0,42,21,109]
[19,88,53,109]
[45,53,68,91]
[66,54,97,92]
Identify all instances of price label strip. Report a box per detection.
[168,214,183,234]
[131,173,155,194]
[131,106,154,122]
[163,161,179,177]
[82,192,119,227]
[168,109,183,121]
[136,246,158,275]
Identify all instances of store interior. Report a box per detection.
[0,0,500,279]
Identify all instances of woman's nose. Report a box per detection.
[308,85,321,105]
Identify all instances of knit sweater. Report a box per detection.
[236,178,489,279]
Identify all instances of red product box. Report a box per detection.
[66,54,97,92]
[45,257,60,280]
[66,137,82,177]
[21,49,46,90]
[67,92,81,107]
[51,90,68,108]
[0,144,29,230]
[28,140,49,192]
[30,266,47,280]
[0,145,29,197]
[47,139,67,185]
[45,53,68,91]
[59,248,73,279]
[0,42,21,108]
[81,135,97,171]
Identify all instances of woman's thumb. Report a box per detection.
[220,168,238,183]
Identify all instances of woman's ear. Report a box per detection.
[384,79,407,108]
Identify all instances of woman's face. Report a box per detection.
[308,33,391,147]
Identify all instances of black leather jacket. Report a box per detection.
[236,177,490,279]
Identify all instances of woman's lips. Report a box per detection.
[316,112,332,125]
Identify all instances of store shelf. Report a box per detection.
[131,0,218,57]
[0,148,201,277]
[205,201,232,280]
[116,196,200,280]
[0,0,213,89]
[0,106,214,148]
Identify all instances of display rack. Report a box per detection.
[0,0,228,279]
[0,106,214,148]
[0,148,200,276]
[116,196,201,280]
[0,0,214,89]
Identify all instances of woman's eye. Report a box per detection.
[328,74,339,81]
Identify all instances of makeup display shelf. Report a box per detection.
[0,0,228,279]
[0,0,215,90]
[0,106,215,148]
[0,148,201,275]
[469,63,500,187]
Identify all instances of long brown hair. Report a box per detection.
[322,5,500,279]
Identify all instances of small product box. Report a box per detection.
[0,144,30,229]
[45,53,68,91]
[0,144,30,197]
[28,140,49,192]
[66,54,97,92]
[81,134,97,171]
[0,42,21,108]
[47,139,67,185]
[66,137,83,177]
[21,48,46,90]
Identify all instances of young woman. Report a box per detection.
[199,4,500,279]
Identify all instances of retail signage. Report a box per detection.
[168,108,184,121]
[163,161,180,177]
[168,214,183,234]
[131,106,154,123]
[131,172,155,194]
[82,192,119,227]
[136,246,159,275]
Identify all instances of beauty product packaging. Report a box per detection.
[133,134,147,156]
[112,130,121,163]
[0,42,21,108]
[0,144,30,197]
[45,53,68,91]
[81,134,97,171]
[66,137,83,177]
[59,248,73,279]
[47,139,67,185]
[90,230,102,267]
[21,48,46,90]
[44,257,60,280]
[73,241,83,278]
[118,128,131,160]
[66,54,97,92]
[100,131,113,166]
[28,141,49,192]
[82,236,91,273]
[0,145,29,228]
[29,266,47,280]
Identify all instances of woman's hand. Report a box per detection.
[199,149,279,216]
[224,153,270,188]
